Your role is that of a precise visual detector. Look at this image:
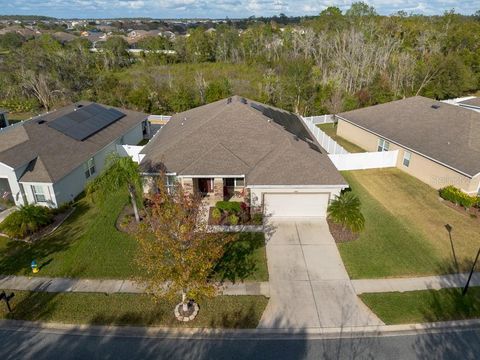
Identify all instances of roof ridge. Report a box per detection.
[217,142,251,168]
[178,142,226,174]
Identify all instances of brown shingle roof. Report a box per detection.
[338,96,480,177]
[0,102,147,183]
[141,96,346,187]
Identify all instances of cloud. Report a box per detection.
[1,0,478,18]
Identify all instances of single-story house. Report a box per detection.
[336,96,480,195]
[0,102,148,208]
[140,96,347,218]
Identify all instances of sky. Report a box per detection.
[0,0,478,19]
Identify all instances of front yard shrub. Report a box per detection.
[0,205,53,239]
[252,213,263,225]
[327,191,365,233]
[211,207,222,223]
[228,214,239,225]
[216,201,241,214]
[439,186,479,209]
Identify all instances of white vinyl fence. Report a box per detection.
[302,114,335,124]
[148,114,172,122]
[301,116,348,155]
[301,114,399,170]
[328,150,399,171]
[117,145,145,164]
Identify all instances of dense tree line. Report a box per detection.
[0,3,479,116]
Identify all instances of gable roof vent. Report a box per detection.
[431,104,441,109]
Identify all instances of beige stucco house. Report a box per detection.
[336,96,480,195]
[140,96,348,218]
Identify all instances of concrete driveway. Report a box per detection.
[258,219,383,329]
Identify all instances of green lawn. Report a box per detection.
[360,287,480,324]
[317,123,366,153]
[215,232,268,282]
[0,191,140,278]
[0,192,268,281]
[338,169,480,278]
[0,290,268,328]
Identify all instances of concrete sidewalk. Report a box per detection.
[352,272,480,294]
[0,275,269,296]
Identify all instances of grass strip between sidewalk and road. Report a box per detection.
[0,290,268,328]
[360,287,480,325]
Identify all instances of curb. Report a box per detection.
[0,318,479,340]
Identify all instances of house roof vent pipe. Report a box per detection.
[240,98,247,104]
[227,97,232,104]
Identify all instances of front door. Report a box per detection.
[198,178,214,194]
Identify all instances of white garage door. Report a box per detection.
[263,193,329,218]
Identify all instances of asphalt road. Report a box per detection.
[0,325,479,360]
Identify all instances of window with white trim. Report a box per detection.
[377,138,390,152]
[403,151,411,167]
[166,175,177,193]
[235,178,245,187]
[31,185,46,203]
[84,157,96,179]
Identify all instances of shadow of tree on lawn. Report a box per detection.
[0,202,89,276]
[213,232,267,283]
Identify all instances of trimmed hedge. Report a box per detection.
[215,201,241,214]
[439,186,479,209]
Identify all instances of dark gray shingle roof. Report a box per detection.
[338,96,480,177]
[0,102,147,183]
[141,96,346,187]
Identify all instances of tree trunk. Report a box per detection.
[128,184,140,223]
[182,291,188,312]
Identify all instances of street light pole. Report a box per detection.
[462,247,480,296]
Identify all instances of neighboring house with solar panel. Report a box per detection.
[0,102,148,208]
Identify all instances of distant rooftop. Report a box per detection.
[458,97,480,109]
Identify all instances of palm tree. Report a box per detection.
[327,191,365,233]
[0,204,53,239]
[86,153,142,222]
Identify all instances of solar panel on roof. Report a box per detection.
[250,102,314,142]
[48,103,126,141]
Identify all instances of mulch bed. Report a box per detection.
[441,199,480,222]
[327,218,359,243]
[116,204,145,234]
[207,207,261,226]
